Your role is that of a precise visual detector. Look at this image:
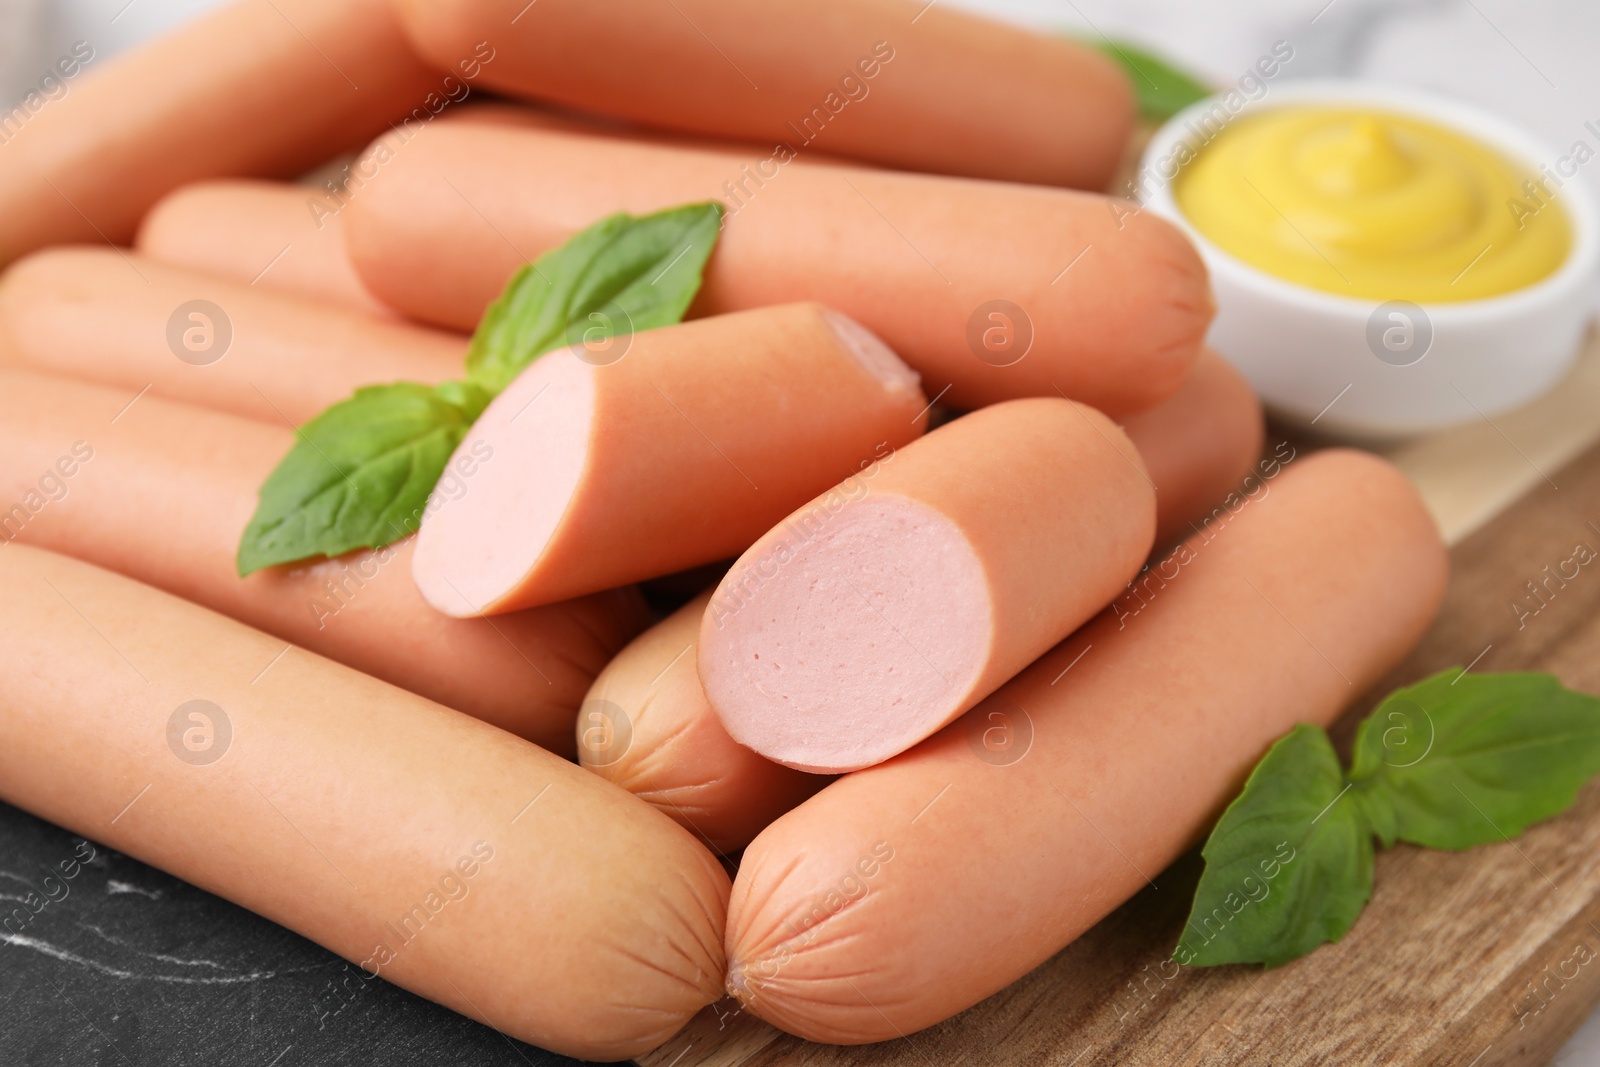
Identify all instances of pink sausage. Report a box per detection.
[725,449,1448,1042]
[0,367,646,756]
[1120,348,1266,550]
[0,247,465,426]
[391,0,1134,189]
[411,304,928,614]
[698,398,1157,773]
[0,0,444,266]
[0,543,726,1060]
[436,100,865,165]
[579,590,829,855]
[136,179,397,318]
[343,121,1213,413]
[576,364,1264,850]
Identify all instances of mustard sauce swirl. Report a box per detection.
[1175,107,1571,302]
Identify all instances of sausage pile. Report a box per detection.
[0,0,1448,1059]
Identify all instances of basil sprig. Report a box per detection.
[236,202,723,575]
[1177,670,1600,969]
[467,202,723,394]
[236,381,488,575]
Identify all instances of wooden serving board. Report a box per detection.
[637,332,1600,1067]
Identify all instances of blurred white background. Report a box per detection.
[2,0,215,104]
[3,0,1598,1061]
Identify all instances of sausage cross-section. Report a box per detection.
[699,397,1157,773]
[579,589,830,854]
[725,449,1448,1042]
[579,359,1264,847]
[411,303,928,614]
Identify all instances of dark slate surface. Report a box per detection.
[0,801,598,1067]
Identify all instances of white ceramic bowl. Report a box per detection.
[1138,79,1600,437]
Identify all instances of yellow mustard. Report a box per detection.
[1174,107,1571,302]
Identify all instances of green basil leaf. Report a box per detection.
[465,201,724,394]
[1350,669,1600,851]
[1093,39,1211,122]
[1182,671,1600,971]
[236,201,723,574]
[1177,725,1373,968]
[236,380,489,575]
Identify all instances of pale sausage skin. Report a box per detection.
[392,0,1134,189]
[699,398,1157,773]
[0,247,466,426]
[343,122,1213,412]
[130,110,709,320]
[726,449,1448,1043]
[137,179,397,318]
[0,544,727,1061]
[1119,349,1266,550]
[443,100,837,157]
[583,370,1259,851]
[141,105,706,321]
[0,368,645,756]
[411,304,929,615]
[580,590,829,855]
[0,0,444,267]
